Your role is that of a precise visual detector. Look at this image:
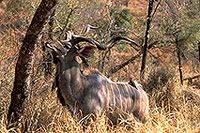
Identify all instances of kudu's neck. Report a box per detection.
[59,57,85,104]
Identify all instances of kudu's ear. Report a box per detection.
[79,46,96,58]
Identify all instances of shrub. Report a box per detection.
[143,66,175,111]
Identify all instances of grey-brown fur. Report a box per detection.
[46,36,149,124]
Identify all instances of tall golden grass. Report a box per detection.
[1,83,199,132]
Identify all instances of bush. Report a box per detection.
[143,66,175,111]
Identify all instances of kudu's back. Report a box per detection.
[79,74,149,124]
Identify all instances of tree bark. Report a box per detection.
[176,45,183,85]
[140,0,154,80]
[198,42,200,62]
[7,0,57,130]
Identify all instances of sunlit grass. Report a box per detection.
[1,80,200,132]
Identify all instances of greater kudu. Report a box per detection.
[45,34,149,124]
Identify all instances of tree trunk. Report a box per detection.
[140,0,154,80]
[7,0,57,130]
[176,45,183,85]
[198,42,200,62]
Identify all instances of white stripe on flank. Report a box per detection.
[139,93,142,114]
[132,87,136,110]
[120,83,125,97]
[116,84,123,110]
[106,81,110,107]
[123,84,129,111]
[134,81,142,113]
[110,82,116,110]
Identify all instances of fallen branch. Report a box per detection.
[110,41,158,74]
[111,52,141,73]
[183,75,200,81]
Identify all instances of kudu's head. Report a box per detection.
[45,33,105,64]
[45,40,94,64]
[45,31,139,65]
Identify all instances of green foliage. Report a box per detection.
[159,0,200,45]
[110,7,135,52]
[111,7,133,37]
[115,8,133,27]
[150,0,200,73]
[180,16,200,44]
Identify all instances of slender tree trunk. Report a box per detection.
[7,0,57,130]
[176,44,183,85]
[198,42,200,62]
[140,0,154,80]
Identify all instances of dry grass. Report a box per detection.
[1,85,200,132]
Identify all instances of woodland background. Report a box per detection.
[0,0,200,132]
